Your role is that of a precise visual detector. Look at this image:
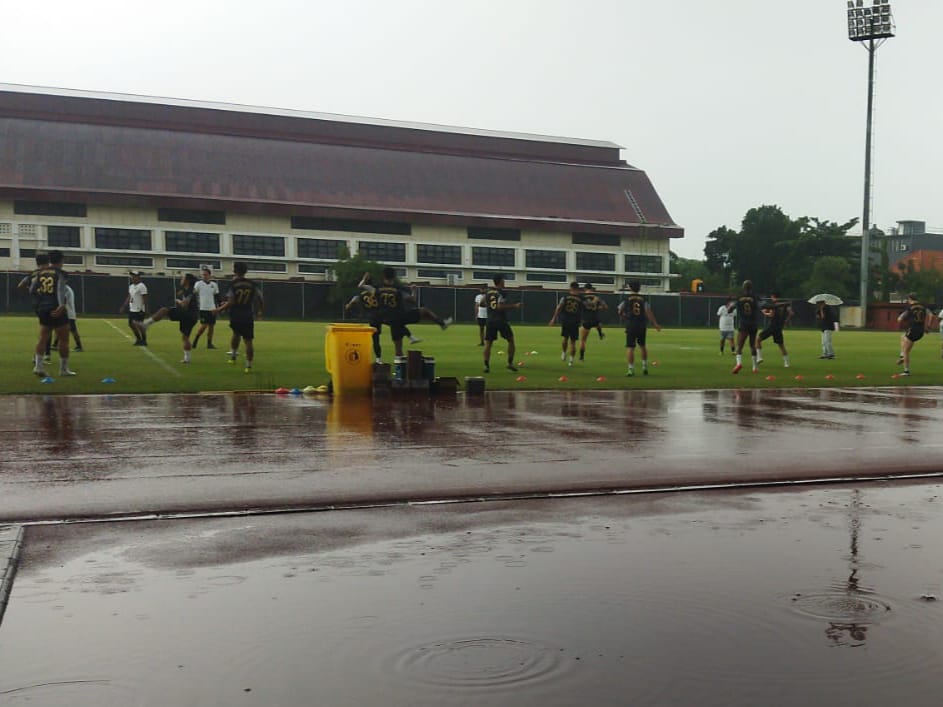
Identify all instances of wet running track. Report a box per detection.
[1,387,941,523]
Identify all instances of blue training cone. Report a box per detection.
[101,377,116,384]
[290,388,302,395]
[41,377,55,384]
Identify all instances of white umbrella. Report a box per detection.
[807,293,844,305]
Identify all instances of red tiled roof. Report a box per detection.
[0,87,682,237]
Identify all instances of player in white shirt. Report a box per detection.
[52,283,84,352]
[191,267,221,349]
[474,284,488,346]
[717,296,736,355]
[120,271,149,346]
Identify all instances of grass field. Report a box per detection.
[1,315,941,395]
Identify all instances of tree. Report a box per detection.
[801,256,855,300]
[776,216,859,297]
[704,226,737,284]
[330,247,384,308]
[895,260,943,305]
[670,251,729,293]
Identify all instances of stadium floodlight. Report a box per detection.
[846,0,894,321]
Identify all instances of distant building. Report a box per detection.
[880,220,943,267]
[0,85,683,291]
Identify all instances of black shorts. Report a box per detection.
[581,320,600,331]
[169,310,197,337]
[369,319,383,336]
[486,321,513,342]
[230,318,255,340]
[758,326,784,345]
[625,325,647,349]
[560,322,580,341]
[129,311,145,324]
[906,329,924,343]
[738,324,758,338]
[38,308,68,329]
[199,311,217,325]
[477,317,487,327]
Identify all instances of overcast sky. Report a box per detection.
[3,0,940,258]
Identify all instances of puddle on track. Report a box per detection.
[1,483,943,706]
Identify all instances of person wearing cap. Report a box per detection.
[191,267,220,350]
[119,271,149,346]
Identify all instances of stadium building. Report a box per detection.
[0,84,683,292]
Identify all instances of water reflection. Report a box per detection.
[825,490,869,648]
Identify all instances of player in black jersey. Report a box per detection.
[756,292,793,368]
[896,293,935,376]
[483,275,522,373]
[136,273,201,363]
[347,271,424,363]
[578,283,608,361]
[617,280,661,376]
[214,262,264,373]
[376,267,451,358]
[19,253,55,364]
[28,250,75,377]
[729,280,759,374]
[549,282,583,367]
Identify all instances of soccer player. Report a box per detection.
[29,250,75,377]
[345,273,386,363]
[376,267,450,358]
[815,299,838,359]
[756,291,793,367]
[717,296,736,354]
[191,267,220,350]
[549,281,583,367]
[474,284,488,346]
[136,273,201,363]
[53,282,84,353]
[483,275,521,373]
[214,262,264,373]
[578,283,608,361]
[896,293,934,376]
[19,253,53,363]
[617,280,661,377]
[119,271,149,346]
[730,280,759,374]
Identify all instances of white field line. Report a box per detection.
[103,319,182,378]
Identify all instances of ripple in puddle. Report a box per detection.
[788,591,893,623]
[388,636,568,689]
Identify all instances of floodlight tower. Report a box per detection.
[847,0,894,318]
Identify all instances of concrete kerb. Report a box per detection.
[0,524,24,627]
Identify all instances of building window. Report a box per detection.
[19,249,37,258]
[417,269,462,280]
[417,244,462,265]
[95,228,152,251]
[473,271,516,282]
[573,232,621,247]
[624,277,661,289]
[297,238,347,260]
[298,263,328,274]
[576,275,615,285]
[467,226,521,241]
[233,234,285,257]
[291,216,411,235]
[63,255,84,265]
[47,225,81,248]
[525,249,566,270]
[245,261,287,272]
[624,255,663,273]
[165,231,221,254]
[96,255,153,267]
[527,272,568,283]
[358,241,406,262]
[166,258,222,270]
[14,200,87,218]
[576,252,615,271]
[0,248,11,257]
[472,246,515,267]
[158,208,226,225]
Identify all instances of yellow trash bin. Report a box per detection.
[324,323,376,395]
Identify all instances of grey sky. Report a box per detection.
[3,0,940,259]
